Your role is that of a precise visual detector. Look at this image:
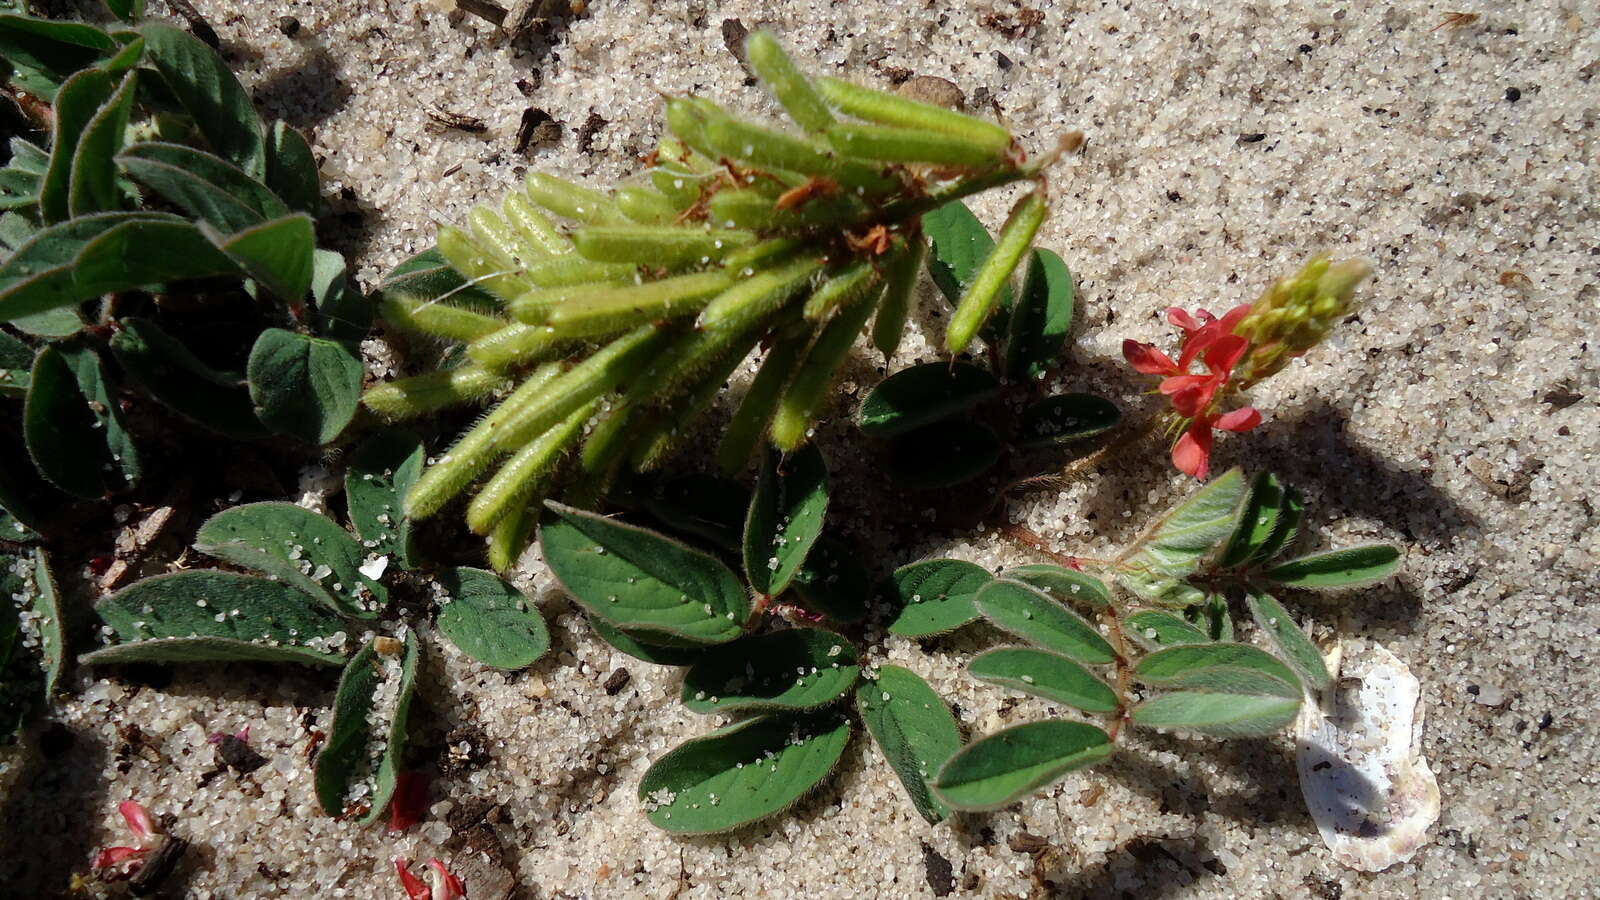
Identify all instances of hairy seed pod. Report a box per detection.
[706,188,860,231]
[744,30,835,134]
[519,256,637,290]
[503,191,573,256]
[804,258,880,321]
[539,269,736,337]
[697,255,824,333]
[572,225,757,268]
[470,206,545,270]
[770,285,883,449]
[524,172,626,224]
[872,235,926,358]
[945,189,1047,354]
[467,322,575,371]
[814,75,1013,153]
[579,397,635,474]
[486,500,537,572]
[630,328,763,472]
[650,163,709,207]
[826,122,1006,168]
[721,237,805,272]
[378,295,506,342]
[616,187,680,224]
[666,97,897,195]
[467,398,597,534]
[437,224,536,302]
[404,361,563,517]
[362,365,511,421]
[717,325,810,474]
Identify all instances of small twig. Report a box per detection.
[456,0,508,26]
[161,0,220,48]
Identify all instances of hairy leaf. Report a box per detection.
[973,579,1114,664]
[24,345,135,498]
[640,473,749,551]
[1251,483,1304,565]
[209,213,315,301]
[1219,471,1284,567]
[681,627,858,713]
[744,443,828,595]
[1016,393,1120,448]
[94,570,348,652]
[1134,643,1300,695]
[923,198,1011,334]
[934,720,1113,811]
[140,23,265,176]
[1124,609,1209,650]
[117,141,287,233]
[79,636,344,667]
[886,558,991,637]
[67,69,137,217]
[1264,544,1401,589]
[541,502,748,646]
[1130,690,1301,737]
[587,615,704,667]
[1005,248,1073,381]
[1005,563,1109,610]
[1123,468,1249,578]
[246,328,363,444]
[109,316,267,438]
[435,566,549,670]
[1245,588,1329,690]
[857,362,1000,438]
[194,501,386,619]
[381,246,500,313]
[264,120,320,214]
[967,648,1118,713]
[314,632,420,819]
[0,15,115,95]
[638,711,852,834]
[39,67,113,223]
[789,536,870,624]
[854,665,962,824]
[310,248,370,342]
[344,428,423,569]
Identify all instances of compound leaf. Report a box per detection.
[1005,564,1109,610]
[93,570,348,653]
[1123,468,1249,578]
[1130,690,1301,737]
[344,428,423,568]
[974,579,1114,664]
[195,501,386,619]
[1244,588,1329,690]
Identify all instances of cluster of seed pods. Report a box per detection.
[363,31,1054,567]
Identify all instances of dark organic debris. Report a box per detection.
[576,111,608,154]
[602,667,631,695]
[429,107,489,134]
[921,842,954,896]
[516,108,562,154]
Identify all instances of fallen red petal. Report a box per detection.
[427,859,466,900]
[395,858,430,900]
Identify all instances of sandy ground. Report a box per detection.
[4,0,1598,897]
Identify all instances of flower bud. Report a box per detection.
[1233,255,1371,385]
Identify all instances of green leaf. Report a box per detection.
[246,328,363,444]
[0,140,46,211]
[109,316,268,438]
[314,632,421,819]
[885,418,1002,489]
[79,636,344,666]
[24,345,125,498]
[854,665,961,824]
[0,450,43,541]
[1191,592,1234,642]
[789,536,870,623]
[1117,569,1208,610]
[1219,472,1284,567]
[923,198,1011,333]
[208,212,315,301]
[1264,544,1401,589]
[638,710,852,835]
[39,67,114,223]
[72,216,239,295]
[94,570,348,653]
[140,23,265,177]
[1130,690,1301,737]
[1245,589,1329,690]
[540,502,749,646]
[587,615,704,667]
[344,428,423,569]
[0,328,33,397]
[744,444,828,595]
[885,558,991,637]
[1250,483,1304,565]
[1122,468,1249,578]
[1015,393,1119,448]
[0,15,115,95]
[10,549,63,692]
[1004,248,1073,381]
[310,248,371,342]
[435,566,550,670]
[64,342,139,486]
[194,501,386,619]
[381,246,500,313]
[857,362,999,438]
[1124,609,1209,650]
[973,579,1114,664]
[67,69,137,216]
[264,120,320,214]
[967,648,1118,713]
[1005,563,1110,610]
[1134,643,1300,695]
[934,720,1113,811]
[103,0,145,23]
[681,627,858,714]
[117,141,288,233]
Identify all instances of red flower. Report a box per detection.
[1123,304,1262,480]
[396,858,465,900]
[92,800,165,881]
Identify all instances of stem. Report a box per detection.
[1100,601,1135,742]
[1007,412,1164,495]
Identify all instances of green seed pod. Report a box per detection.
[666,97,897,195]
[826,122,1007,168]
[470,206,544,270]
[378,295,506,343]
[571,225,757,268]
[486,500,537,572]
[539,269,736,338]
[721,236,804,272]
[697,255,824,333]
[467,322,574,371]
[579,397,635,474]
[803,259,879,321]
[717,324,810,474]
[814,75,1013,153]
[707,187,862,231]
[945,189,1047,355]
[361,364,510,421]
[770,284,882,449]
[616,186,681,224]
[437,224,536,302]
[467,398,597,534]
[504,190,573,256]
[404,361,563,518]
[630,328,763,472]
[524,172,626,224]
[520,256,637,289]
[872,234,926,358]
[651,163,709,206]
[744,30,835,134]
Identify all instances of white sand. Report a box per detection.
[4,0,1597,897]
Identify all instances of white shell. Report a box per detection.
[1296,640,1440,872]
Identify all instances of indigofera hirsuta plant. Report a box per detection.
[363,30,1078,563]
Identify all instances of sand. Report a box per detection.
[3,0,1597,897]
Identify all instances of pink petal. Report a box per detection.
[1176,322,1223,370]
[1218,303,1252,334]
[1172,423,1214,481]
[396,859,431,900]
[427,859,465,900]
[1215,406,1263,431]
[118,801,156,840]
[1166,307,1201,332]
[92,846,144,870]
[1202,334,1249,377]
[1122,340,1179,375]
